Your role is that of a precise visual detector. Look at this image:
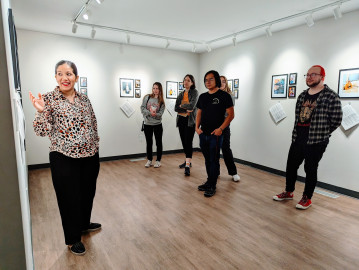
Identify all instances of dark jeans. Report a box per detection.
[178,117,195,159]
[49,151,100,245]
[285,142,327,199]
[199,133,223,187]
[144,124,163,161]
[221,127,237,175]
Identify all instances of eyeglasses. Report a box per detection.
[204,78,215,83]
[304,73,321,78]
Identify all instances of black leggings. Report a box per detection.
[144,124,163,161]
[178,116,195,159]
[49,151,100,245]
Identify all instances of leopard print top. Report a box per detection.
[33,87,99,158]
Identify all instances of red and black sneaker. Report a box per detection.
[273,191,294,201]
[296,195,312,209]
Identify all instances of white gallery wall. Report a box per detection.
[19,9,359,192]
[19,30,200,165]
[199,10,359,192]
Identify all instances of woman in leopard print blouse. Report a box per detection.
[30,60,101,256]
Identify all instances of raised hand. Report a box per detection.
[29,91,45,112]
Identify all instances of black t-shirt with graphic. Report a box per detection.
[196,90,233,135]
[296,91,321,144]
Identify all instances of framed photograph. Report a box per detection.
[289,73,297,85]
[120,78,134,97]
[80,77,87,87]
[288,86,296,98]
[233,89,239,99]
[166,81,178,99]
[135,79,141,88]
[80,88,87,96]
[271,74,288,98]
[227,79,233,91]
[338,68,359,98]
[135,89,141,98]
[179,82,184,91]
[234,79,239,89]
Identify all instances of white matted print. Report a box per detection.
[166,81,178,99]
[120,78,134,97]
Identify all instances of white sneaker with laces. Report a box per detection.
[232,174,240,182]
[145,160,152,168]
[154,161,161,168]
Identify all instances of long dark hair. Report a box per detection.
[150,82,165,107]
[55,60,78,76]
[204,70,221,88]
[183,74,196,90]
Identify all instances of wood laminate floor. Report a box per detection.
[28,152,359,270]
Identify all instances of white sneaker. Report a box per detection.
[232,174,240,182]
[145,160,152,168]
[154,161,161,168]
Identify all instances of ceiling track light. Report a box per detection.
[206,44,211,52]
[126,33,130,44]
[333,5,342,20]
[91,27,96,39]
[305,14,314,27]
[165,39,170,49]
[82,7,91,20]
[71,22,78,34]
[232,36,237,46]
[265,26,272,37]
[96,0,104,4]
[192,43,196,53]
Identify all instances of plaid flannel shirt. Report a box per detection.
[292,84,343,144]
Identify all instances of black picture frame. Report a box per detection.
[135,79,141,88]
[234,79,239,88]
[80,77,87,87]
[338,68,359,98]
[233,89,239,99]
[135,89,141,98]
[289,73,297,85]
[8,9,21,91]
[271,74,288,98]
[288,86,296,98]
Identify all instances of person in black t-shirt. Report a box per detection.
[196,70,234,197]
[273,65,342,209]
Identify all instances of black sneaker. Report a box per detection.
[69,241,86,256]
[82,222,102,233]
[198,182,210,191]
[179,162,192,168]
[184,166,190,176]
[204,187,216,197]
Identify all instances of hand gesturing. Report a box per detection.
[29,91,45,112]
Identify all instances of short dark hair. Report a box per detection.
[55,60,78,76]
[204,70,221,88]
[183,74,196,90]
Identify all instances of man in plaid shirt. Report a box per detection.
[273,65,343,209]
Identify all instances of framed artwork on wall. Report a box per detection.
[288,86,296,98]
[179,82,184,91]
[233,89,239,99]
[234,79,239,88]
[135,79,141,88]
[80,88,87,96]
[338,68,359,98]
[120,78,134,97]
[289,73,297,85]
[80,77,87,87]
[135,89,141,98]
[271,74,288,98]
[227,79,233,91]
[166,81,178,99]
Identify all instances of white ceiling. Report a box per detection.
[10,0,359,53]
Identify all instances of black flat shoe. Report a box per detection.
[184,166,190,176]
[204,187,216,197]
[82,222,102,233]
[198,182,210,191]
[69,241,86,256]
